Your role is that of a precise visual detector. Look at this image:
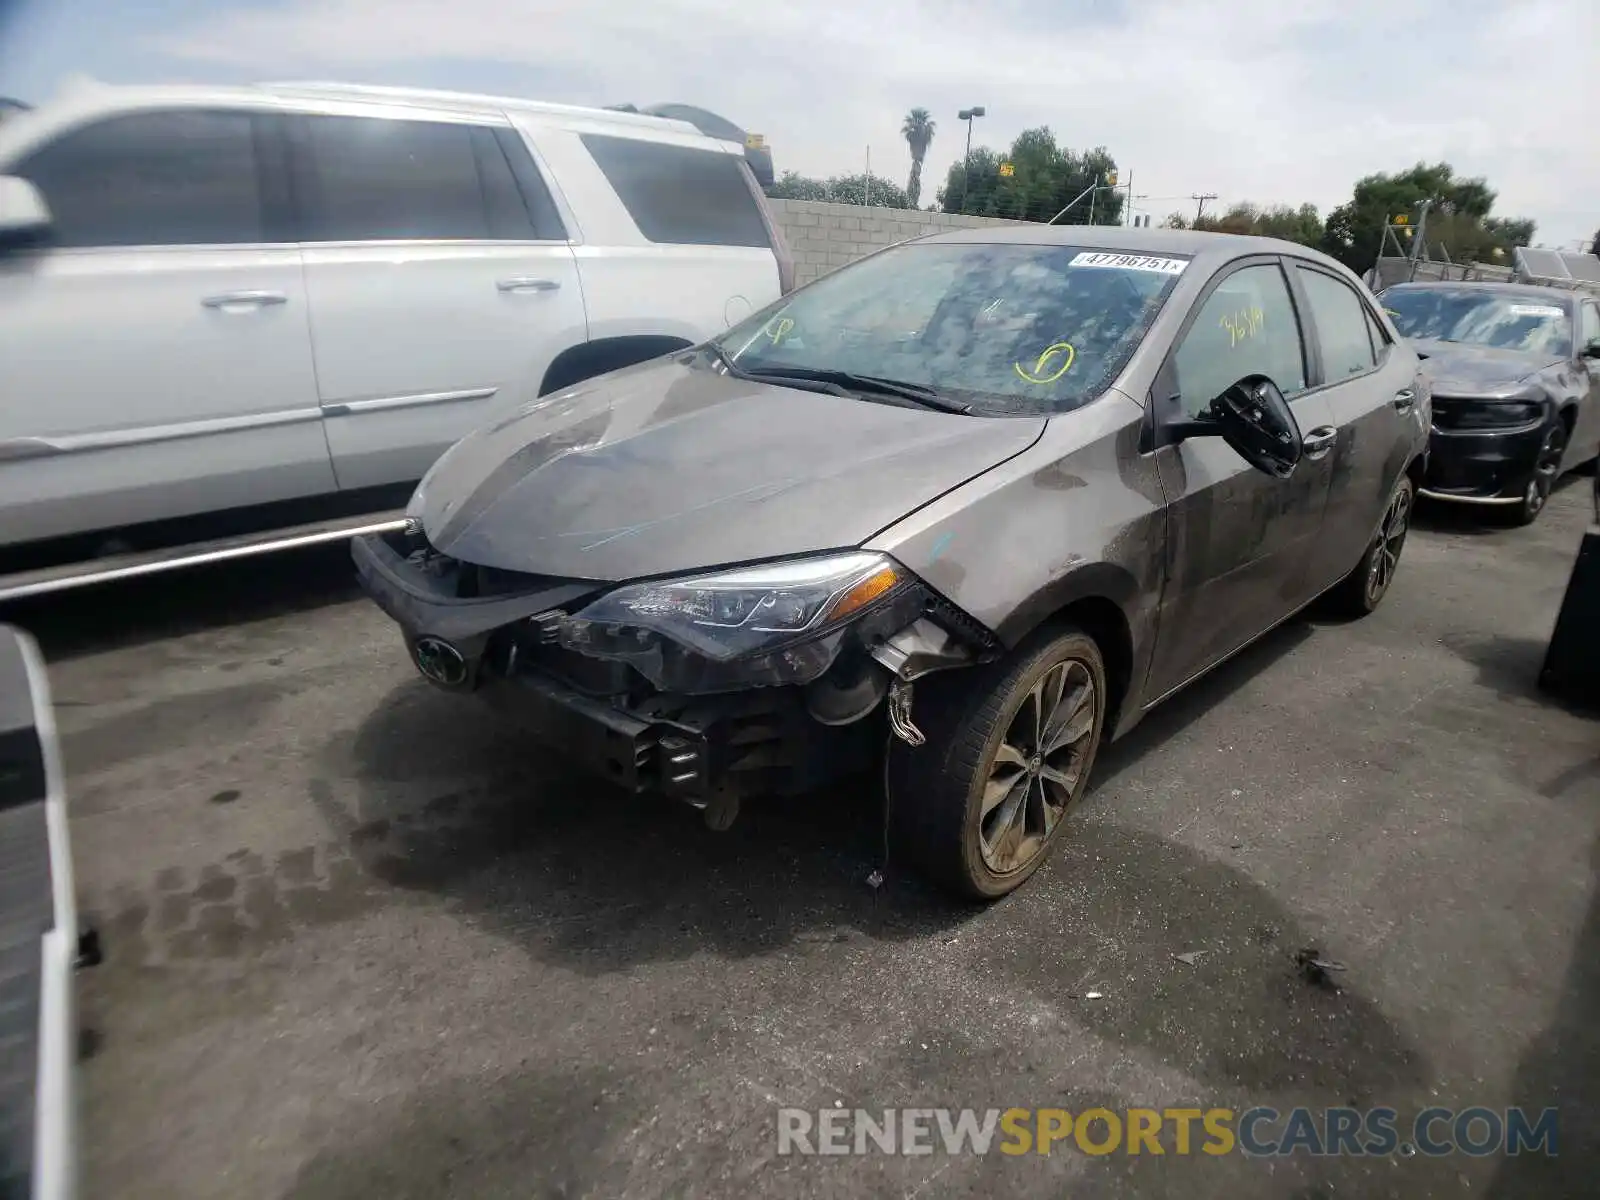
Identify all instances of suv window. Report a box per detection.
[1299,268,1376,382]
[1580,301,1600,351]
[15,109,265,247]
[1173,262,1307,415]
[300,116,547,242]
[579,134,771,248]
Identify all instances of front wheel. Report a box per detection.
[1508,422,1567,527]
[1329,474,1414,617]
[887,626,1107,900]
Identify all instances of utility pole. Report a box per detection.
[864,145,871,206]
[1123,169,1133,226]
[1191,192,1218,225]
[957,106,986,214]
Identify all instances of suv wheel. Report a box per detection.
[1330,474,1413,617]
[888,626,1106,900]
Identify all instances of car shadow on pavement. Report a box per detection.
[309,613,1432,1082]
[8,544,363,662]
[1022,818,1431,1099]
[1409,497,1513,537]
[1483,833,1600,1197]
[314,677,977,968]
[1094,616,1316,786]
[320,616,1324,976]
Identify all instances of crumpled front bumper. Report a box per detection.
[351,533,874,799]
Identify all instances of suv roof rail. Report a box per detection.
[258,81,702,135]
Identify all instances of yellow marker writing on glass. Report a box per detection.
[1220,305,1265,348]
[766,317,795,347]
[1014,342,1076,384]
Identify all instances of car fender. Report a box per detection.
[865,393,1166,727]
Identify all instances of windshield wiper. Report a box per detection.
[742,366,971,414]
[701,344,853,396]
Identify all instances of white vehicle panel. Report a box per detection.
[304,240,587,490]
[0,246,332,545]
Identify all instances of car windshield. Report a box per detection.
[1381,288,1572,357]
[712,242,1190,415]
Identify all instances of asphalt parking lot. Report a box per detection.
[12,481,1600,1199]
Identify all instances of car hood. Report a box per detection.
[1412,338,1560,396]
[417,356,1046,580]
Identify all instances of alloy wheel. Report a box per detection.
[1366,483,1412,605]
[978,658,1098,875]
[1524,426,1567,520]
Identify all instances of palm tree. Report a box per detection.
[901,108,936,209]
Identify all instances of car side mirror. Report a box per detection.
[1168,375,1303,479]
[0,176,51,251]
[1582,338,1600,360]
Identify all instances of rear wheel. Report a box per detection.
[1508,422,1567,527]
[887,626,1106,900]
[1329,474,1413,617]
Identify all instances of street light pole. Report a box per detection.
[957,105,985,214]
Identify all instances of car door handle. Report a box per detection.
[496,277,561,293]
[1393,388,1416,413]
[0,437,63,462]
[1302,426,1338,460]
[201,291,288,309]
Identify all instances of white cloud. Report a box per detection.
[148,0,1599,244]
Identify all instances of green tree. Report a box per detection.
[764,171,829,201]
[1319,163,1532,272]
[1170,201,1323,246]
[934,127,1122,225]
[901,108,936,209]
[824,174,911,209]
[763,171,910,209]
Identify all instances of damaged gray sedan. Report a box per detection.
[354,227,1428,899]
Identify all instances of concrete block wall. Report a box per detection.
[766,199,1023,287]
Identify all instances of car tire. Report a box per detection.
[1506,422,1567,527]
[1329,474,1414,617]
[886,625,1107,900]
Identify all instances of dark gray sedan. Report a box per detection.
[354,227,1429,899]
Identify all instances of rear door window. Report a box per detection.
[15,109,267,247]
[580,133,771,247]
[299,115,544,242]
[1298,267,1378,383]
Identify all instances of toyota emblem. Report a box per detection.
[412,636,468,687]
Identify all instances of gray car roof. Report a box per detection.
[1380,279,1578,304]
[916,223,1354,275]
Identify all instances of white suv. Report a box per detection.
[0,81,792,599]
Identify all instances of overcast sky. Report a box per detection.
[1,0,1594,248]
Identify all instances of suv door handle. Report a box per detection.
[1393,388,1416,413]
[201,291,288,309]
[496,277,561,293]
[1302,426,1338,460]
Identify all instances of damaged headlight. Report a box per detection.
[559,552,924,692]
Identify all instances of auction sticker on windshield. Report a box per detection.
[1508,304,1564,318]
[1070,252,1189,274]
